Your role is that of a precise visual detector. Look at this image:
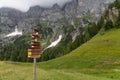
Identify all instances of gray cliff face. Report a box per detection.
[0,0,115,47]
[64,0,115,24]
[41,4,63,22]
[26,6,44,18]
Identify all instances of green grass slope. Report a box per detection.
[39,29,120,79]
[1,29,120,80]
[40,29,120,69]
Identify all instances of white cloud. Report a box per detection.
[0,0,72,12]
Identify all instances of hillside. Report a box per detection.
[0,29,120,80]
[40,29,120,68]
[39,29,120,79]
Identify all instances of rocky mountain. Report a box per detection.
[0,0,115,50]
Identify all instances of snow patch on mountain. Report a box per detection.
[5,26,22,37]
[45,35,62,49]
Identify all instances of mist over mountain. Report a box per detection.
[0,0,72,12]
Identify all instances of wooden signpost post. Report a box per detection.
[28,29,41,80]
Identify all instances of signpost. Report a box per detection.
[28,28,41,80]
